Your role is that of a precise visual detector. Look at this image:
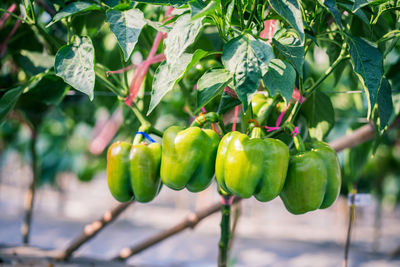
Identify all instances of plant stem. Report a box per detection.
[218,195,232,267]
[130,103,151,127]
[343,185,357,267]
[245,0,257,29]
[22,130,38,244]
[236,0,245,30]
[304,45,349,98]
[95,66,125,98]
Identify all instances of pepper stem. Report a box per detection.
[250,127,262,139]
[133,125,149,145]
[285,124,306,152]
[190,112,220,127]
[218,193,232,267]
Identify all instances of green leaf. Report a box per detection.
[134,0,190,4]
[301,91,335,141]
[196,69,232,112]
[318,0,343,29]
[191,1,217,20]
[268,0,304,42]
[338,2,370,25]
[377,78,393,131]
[18,50,55,76]
[148,49,210,114]
[222,34,274,110]
[348,36,383,113]
[47,2,101,27]
[165,14,204,63]
[262,59,296,103]
[106,8,147,61]
[272,36,304,77]
[353,0,375,11]
[55,36,95,100]
[0,87,24,125]
[217,91,241,115]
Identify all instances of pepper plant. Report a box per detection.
[1,0,400,266]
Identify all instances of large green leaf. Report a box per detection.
[318,0,343,29]
[268,0,304,42]
[106,8,147,61]
[47,2,101,27]
[377,78,393,131]
[55,36,95,100]
[148,49,210,114]
[164,14,204,63]
[196,69,232,112]
[348,36,383,113]
[262,59,296,104]
[0,87,24,125]
[301,91,335,141]
[272,36,304,77]
[222,34,274,110]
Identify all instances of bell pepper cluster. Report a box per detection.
[106,94,341,215]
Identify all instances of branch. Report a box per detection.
[55,201,133,261]
[113,198,241,261]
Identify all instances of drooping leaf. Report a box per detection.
[18,50,55,76]
[196,69,232,112]
[262,59,296,104]
[377,78,393,131]
[222,34,274,110]
[164,14,204,63]
[55,36,95,100]
[106,8,147,61]
[348,36,383,113]
[47,2,101,27]
[317,0,343,29]
[0,87,24,125]
[268,0,304,42]
[272,36,304,77]
[301,91,335,141]
[148,49,210,114]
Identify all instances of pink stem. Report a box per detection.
[0,3,17,29]
[124,6,173,106]
[106,64,136,76]
[232,105,239,131]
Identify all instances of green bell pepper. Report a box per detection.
[107,141,162,203]
[215,127,290,201]
[280,139,341,214]
[161,126,220,192]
